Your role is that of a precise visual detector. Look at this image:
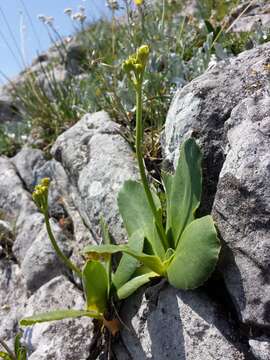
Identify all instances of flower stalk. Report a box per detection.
[123,45,168,251]
[32,178,82,277]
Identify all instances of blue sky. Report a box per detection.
[0,0,117,83]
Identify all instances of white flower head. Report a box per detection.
[64,8,73,16]
[37,14,54,25]
[37,14,46,21]
[45,16,54,25]
[71,12,86,22]
[106,0,119,11]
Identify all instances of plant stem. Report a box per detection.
[44,213,82,277]
[161,0,166,31]
[135,85,168,250]
[0,339,16,360]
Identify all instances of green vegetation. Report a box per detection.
[1,0,268,353]
[0,333,27,360]
[0,129,17,157]
[84,45,220,295]
[21,46,220,337]
[1,0,268,156]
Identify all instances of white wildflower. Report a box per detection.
[64,8,72,16]
[71,12,86,22]
[106,0,119,11]
[37,14,54,25]
[37,14,46,21]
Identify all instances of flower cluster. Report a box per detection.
[32,178,51,213]
[106,0,119,11]
[64,6,86,23]
[37,15,54,25]
[134,0,144,6]
[122,45,149,87]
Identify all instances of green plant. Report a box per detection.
[20,179,114,330]
[19,179,150,333]
[0,333,27,360]
[83,45,221,297]
[20,45,220,349]
[11,69,86,150]
[0,127,21,157]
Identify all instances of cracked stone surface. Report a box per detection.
[0,259,28,347]
[163,42,270,333]
[22,276,93,360]
[11,148,47,192]
[114,284,245,359]
[249,337,270,360]
[51,111,139,244]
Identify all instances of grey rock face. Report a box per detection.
[163,42,270,330]
[12,148,47,192]
[115,284,245,360]
[230,2,270,33]
[22,276,93,360]
[0,157,36,218]
[249,337,270,360]
[0,260,28,344]
[51,111,138,244]
[13,212,44,263]
[21,219,71,292]
[213,96,270,327]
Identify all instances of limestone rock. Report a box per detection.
[114,284,245,360]
[163,42,270,329]
[0,157,36,218]
[51,111,139,244]
[249,337,270,360]
[12,212,44,263]
[0,260,28,344]
[22,276,93,360]
[230,1,270,33]
[12,148,47,192]
[21,219,71,292]
[212,95,270,327]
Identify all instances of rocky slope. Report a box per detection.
[0,40,270,360]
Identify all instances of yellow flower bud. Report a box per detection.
[41,178,50,187]
[35,185,43,192]
[137,45,150,66]
[40,186,47,194]
[134,63,143,72]
[134,0,143,6]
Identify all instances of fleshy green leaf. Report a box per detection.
[83,244,165,275]
[82,261,108,315]
[20,309,101,326]
[117,272,160,299]
[113,230,145,290]
[165,138,202,247]
[167,216,220,290]
[118,180,165,258]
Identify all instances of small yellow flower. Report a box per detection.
[95,88,101,97]
[134,0,143,5]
